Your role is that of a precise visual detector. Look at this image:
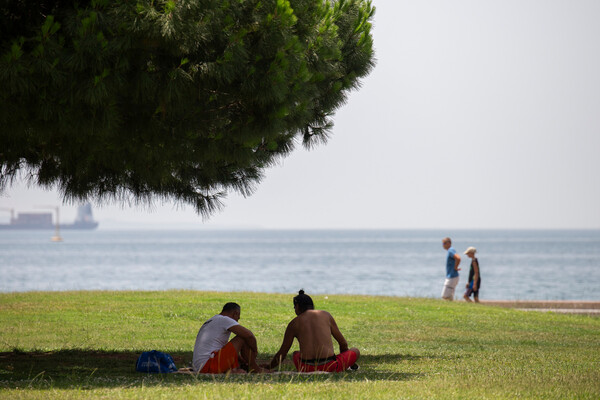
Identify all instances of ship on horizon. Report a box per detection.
[0,203,99,230]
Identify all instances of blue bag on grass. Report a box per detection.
[136,350,177,373]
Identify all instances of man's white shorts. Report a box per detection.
[441,277,460,300]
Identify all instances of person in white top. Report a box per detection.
[192,302,266,373]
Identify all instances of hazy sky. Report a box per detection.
[1,0,599,230]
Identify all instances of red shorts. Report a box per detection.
[200,342,239,373]
[293,350,358,373]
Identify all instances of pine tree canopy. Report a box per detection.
[0,0,375,216]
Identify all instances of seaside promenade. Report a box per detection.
[481,300,600,316]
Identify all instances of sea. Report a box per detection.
[1,229,599,300]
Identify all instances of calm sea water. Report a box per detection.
[1,229,599,300]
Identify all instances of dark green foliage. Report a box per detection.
[0,0,375,215]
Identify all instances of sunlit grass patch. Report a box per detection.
[0,291,599,399]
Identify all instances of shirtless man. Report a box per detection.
[192,302,266,374]
[264,290,360,372]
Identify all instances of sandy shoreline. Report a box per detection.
[480,300,600,315]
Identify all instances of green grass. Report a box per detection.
[0,291,599,399]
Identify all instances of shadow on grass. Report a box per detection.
[0,350,424,389]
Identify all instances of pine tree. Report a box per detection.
[0,0,375,216]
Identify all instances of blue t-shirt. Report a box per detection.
[446,247,459,278]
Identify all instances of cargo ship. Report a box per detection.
[0,203,99,230]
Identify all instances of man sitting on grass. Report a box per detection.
[264,290,360,372]
[192,302,266,374]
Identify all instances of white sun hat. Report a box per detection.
[464,247,477,255]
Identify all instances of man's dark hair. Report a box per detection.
[293,289,314,313]
[221,302,241,313]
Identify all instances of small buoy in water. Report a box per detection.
[51,235,63,242]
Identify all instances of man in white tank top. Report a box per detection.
[192,302,266,373]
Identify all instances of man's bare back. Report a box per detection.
[289,309,342,359]
[265,290,359,371]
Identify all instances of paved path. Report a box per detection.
[480,300,600,315]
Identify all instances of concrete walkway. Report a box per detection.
[480,300,600,315]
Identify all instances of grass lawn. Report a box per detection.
[0,291,599,399]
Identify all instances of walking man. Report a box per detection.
[441,237,461,300]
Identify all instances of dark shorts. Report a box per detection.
[292,350,358,373]
[465,278,481,297]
